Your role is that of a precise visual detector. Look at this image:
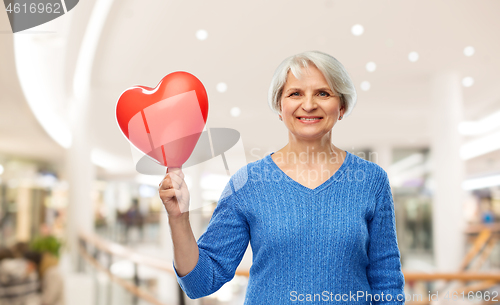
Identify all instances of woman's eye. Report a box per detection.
[289,92,299,97]
[319,91,330,97]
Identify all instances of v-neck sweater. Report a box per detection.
[173,150,406,304]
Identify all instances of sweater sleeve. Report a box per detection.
[173,178,250,299]
[366,169,406,304]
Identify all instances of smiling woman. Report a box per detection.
[163,50,406,305]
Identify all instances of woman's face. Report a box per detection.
[280,65,344,141]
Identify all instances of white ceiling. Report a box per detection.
[1,0,500,176]
[0,24,64,161]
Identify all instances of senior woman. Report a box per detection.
[160,50,405,304]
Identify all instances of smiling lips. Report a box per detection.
[296,116,323,124]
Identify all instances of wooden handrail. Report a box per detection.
[79,230,252,276]
[460,229,492,270]
[78,242,169,305]
[464,222,500,234]
[472,237,498,271]
[403,271,500,281]
[79,230,174,273]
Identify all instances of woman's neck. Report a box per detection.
[274,139,345,168]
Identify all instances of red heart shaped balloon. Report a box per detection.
[116,71,209,168]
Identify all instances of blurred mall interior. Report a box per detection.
[1,0,500,304]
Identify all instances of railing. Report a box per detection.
[78,231,180,305]
[78,226,500,305]
[403,225,500,305]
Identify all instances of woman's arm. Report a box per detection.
[160,168,199,277]
[160,168,250,299]
[366,169,406,304]
[168,213,199,277]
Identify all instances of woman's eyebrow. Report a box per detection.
[316,87,333,92]
[285,87,333,93]
[284,87,301,93]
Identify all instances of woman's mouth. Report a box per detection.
[297,117,323,124]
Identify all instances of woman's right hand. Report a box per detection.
[159,167,190,219]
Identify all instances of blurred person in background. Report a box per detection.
[124,198,144,243]
[22,250,64,305]
[0,246,40,305]
[12,242,30,258]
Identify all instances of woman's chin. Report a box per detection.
[291,130,329,140]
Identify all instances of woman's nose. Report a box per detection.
[301,95,317,111]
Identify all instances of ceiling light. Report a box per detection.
[463,46,475,57]
[460,130,500,160]
[230,107,241,117]
[408,52,419,62]
[351,24,364,36]
[216,82,227,93]
[366,62,376,72]
[196,29,208,41]
[360,81,370,91]
[462,174,500,191]
[462,77,474,87]
[458,110,500,136]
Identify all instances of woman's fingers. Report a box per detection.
[168,170,185,184]
[159,167,190,216]
[160,169,184,188]
[168,167,184,179]
[159,175,172,190]
[169,172,185,188]
[174,188,182,199]
[159,188,176,202]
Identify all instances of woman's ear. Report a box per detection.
[339,104,346,120]
[340,99,346,117]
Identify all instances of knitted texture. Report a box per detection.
[173,151,406,304]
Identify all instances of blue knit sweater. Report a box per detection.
[173,150,406,304]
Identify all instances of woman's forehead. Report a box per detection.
[284,67,329,88]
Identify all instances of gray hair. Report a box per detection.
[268,50,357,118]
